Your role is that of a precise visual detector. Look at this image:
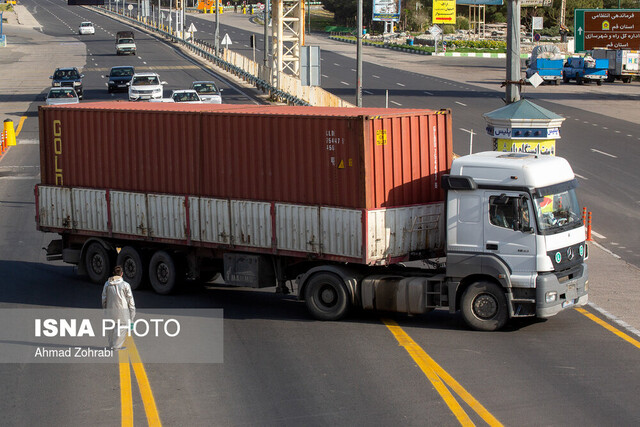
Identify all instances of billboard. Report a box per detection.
[575,9,640,51]
[433,0,456,25]
[373,0,401,22]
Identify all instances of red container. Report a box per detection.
[39,103,453,209]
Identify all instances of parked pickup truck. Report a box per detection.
[563,56,608,85]
[586,49,639,83]
[526,45,564,85]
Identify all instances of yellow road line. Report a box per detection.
[576,308,640,350]
[118,349,134,427]
[15,116,27,137]
[383,318,503,427]
[126,337,163,426]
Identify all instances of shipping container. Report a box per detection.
[39,103,453,209]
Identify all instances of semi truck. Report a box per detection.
[36,103,588,331]
[586,49,639,83]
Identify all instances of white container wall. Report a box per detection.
[147,194,187,240]
[38,186,72,230]
[198,197,231,244]
[230,200,272,248]
[110,191,148,237]
[320,207,362,258]
[275,204,320,253]
[72,188,108,232]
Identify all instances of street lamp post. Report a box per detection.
[356,0,363,107]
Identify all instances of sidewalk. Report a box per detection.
[3,7,640,336]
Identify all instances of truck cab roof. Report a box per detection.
[450,151,575,189]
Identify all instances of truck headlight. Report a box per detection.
[73,81,81,86]
[545,291,558,303]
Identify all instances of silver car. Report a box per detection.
[45,88,80,105]
[190,81,222,104]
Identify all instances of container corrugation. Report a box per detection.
[148,194,187,240]
[110,191,148,236]
[198,198,231,244]
[39,103,453,210]
[38,187,72,229]
[320,207,362,258]
[72,188,108,232]
[230,200,272,248]
[275,204,320,253]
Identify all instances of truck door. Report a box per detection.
[484,192,537,288]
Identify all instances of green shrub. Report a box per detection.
[457,16,470,31]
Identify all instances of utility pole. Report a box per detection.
[356,0,363,107]
[264,0,270,68]
[506,0,521,104]
[215,0,220,54]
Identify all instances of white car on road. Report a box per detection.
[190,81,222,104]
[45,88,80,105]
[79,22,95,35]
[128,72,166,101]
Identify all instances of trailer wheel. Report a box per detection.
[85,242,114,284]
[117,246,146,290]
[304,273,350,321]
[461,281,508,331]
[149,251,179,295]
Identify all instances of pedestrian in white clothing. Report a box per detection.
[102,265,136,350]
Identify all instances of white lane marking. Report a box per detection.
[363,90,373,95]
[390,101,402,106]
[351,69,356,72]
[587,302,640,339]
[590,230,606,239]
[455,101,467,107]
[340,81,350,86]
[396,82,405,87]
[592,123,598,126]
[590,148,617,158]
[627,134,633,137]
[372,75,380,78]
[424,91,433,95]
[615,130,621,133]
[602,127,608,130]
[333,63,341,66]
[321,74,328,78]
[574,173,588,180]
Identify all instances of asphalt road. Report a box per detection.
[1,2,640,426]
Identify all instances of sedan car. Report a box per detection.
[45,88,80,105]
[79,22,95,35]
[50,67,84,99]
[105,66,135,93]
[190,81,222,104]
[128,72,166,101]
[171,90,203,103]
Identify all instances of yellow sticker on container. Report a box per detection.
[376,129,387,146]
[338,160,345,169]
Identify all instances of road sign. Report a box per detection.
[188,23,197,33]
[574,9,640,52]
[429,25,442,37]
[221,33,232,47]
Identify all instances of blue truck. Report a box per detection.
[562,56,608,85]
[526,46,564,85]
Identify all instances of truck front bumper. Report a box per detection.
[536,263,588,318]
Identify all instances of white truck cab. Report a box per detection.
[444,152,588,322]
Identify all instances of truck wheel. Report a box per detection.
[85,242,114,284]
[149,251,179,295]
[563,76,569,84]
[596,80,602,86]
[304,273,350,321]
[623,77,631,83]
[461,281,508,331]
[576,77,583,85]
[117,246,146,290]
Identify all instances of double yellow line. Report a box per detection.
[118,337,162,426]
[383,319,503,427]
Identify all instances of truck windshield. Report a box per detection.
[533,182,582,234]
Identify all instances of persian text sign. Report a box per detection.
[433,0,456,25]
[575,9,640,51]
[373,0,401,22]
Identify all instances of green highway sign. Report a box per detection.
[574,9,640,52]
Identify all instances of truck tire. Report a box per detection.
[461,281,508,331]
[596,80,602,86]
[149,250,179,295]
[563,76,570,84]
[623,77,632,84]
[304,273,350,321]
[117,246,146,290]
[576,77,583,85]
[85,242,114,284]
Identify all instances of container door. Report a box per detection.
[483,192,537,288]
